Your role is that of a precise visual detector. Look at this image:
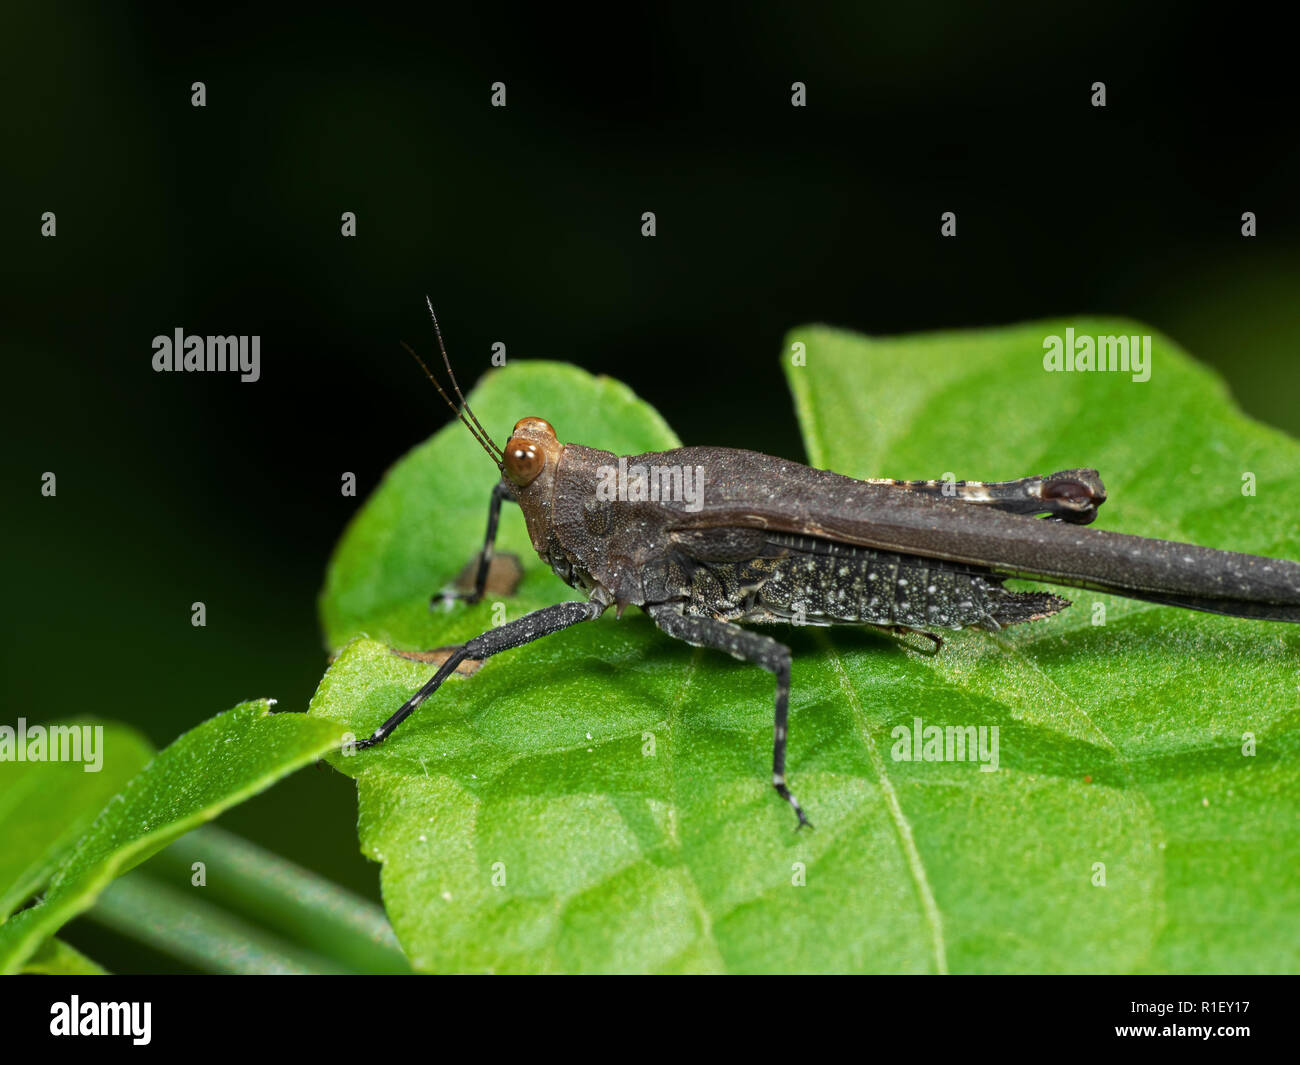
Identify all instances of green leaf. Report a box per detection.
[0,718,153,919]
[0,700,342,974]
[314,332,1300,973]
[20,938,109,975]
[783,318,1300,973]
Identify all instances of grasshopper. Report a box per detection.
[357,303,1300,827]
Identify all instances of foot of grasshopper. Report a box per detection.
[359,600,606,750]
[432,549,524,611]
[431,482,523,610]
[880,626,945,654]
[648,603,812,830]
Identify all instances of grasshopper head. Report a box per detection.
[502,417,565,556]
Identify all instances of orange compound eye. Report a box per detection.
[504,437,545,486]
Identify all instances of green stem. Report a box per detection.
[22,937,110,975]
[144,825,409,973]
[88,873,347,974]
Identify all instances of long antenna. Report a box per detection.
[400,340,502,468]
[425,296,502,459]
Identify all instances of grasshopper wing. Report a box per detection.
[647,446,1300,622]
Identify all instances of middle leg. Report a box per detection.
[647,603,809,828]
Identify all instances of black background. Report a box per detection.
[4,3,1298,970]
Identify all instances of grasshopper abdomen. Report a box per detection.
[666,535,1070,632]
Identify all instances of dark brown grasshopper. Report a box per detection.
[357,307,1300,827]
